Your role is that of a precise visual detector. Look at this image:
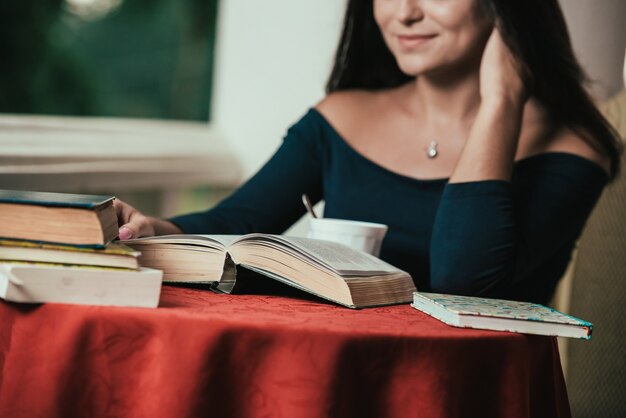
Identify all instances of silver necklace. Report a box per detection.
[426,140,438,158]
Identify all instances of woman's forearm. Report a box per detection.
[449,97,524,183]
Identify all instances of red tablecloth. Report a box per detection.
[0,286,570,418]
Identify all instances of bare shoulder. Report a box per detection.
[315,90,376,130]
[518,100,612,174]
[314,88,401,145]
[315,90,376,113]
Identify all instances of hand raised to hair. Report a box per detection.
[479,27,531,107]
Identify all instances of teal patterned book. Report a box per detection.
[411,292,592,339]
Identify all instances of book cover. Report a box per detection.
[411,292,593,339]
[0,189,114,208]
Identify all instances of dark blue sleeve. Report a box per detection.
[429,153,607,298]
[169,110,325,234]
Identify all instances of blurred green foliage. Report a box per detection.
[0,0,219,121]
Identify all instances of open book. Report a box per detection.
[125,234,416,308]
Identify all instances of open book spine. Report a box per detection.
[211,254,237,294]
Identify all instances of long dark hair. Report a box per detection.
[326,0,623,180]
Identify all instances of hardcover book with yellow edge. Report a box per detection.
[0,239,140,270]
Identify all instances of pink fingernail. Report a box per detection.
[119,228,133,240]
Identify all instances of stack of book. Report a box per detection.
[0,190,162,308]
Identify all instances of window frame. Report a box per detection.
[0,113,241,194]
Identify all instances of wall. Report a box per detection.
[211,0,345,178]
[558,0,626,100]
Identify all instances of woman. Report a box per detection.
[116,0,622,304]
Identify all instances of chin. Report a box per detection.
[395,55,470,79]
[395,59,436,77]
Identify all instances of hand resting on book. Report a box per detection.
[114,199,182,240]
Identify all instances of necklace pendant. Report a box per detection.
[427,141,438,159]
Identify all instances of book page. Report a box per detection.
[233,234,401,275]
[125,234,239,251]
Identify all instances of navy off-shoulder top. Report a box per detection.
[171,109,607,304]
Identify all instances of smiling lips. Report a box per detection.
[396,34,437,49]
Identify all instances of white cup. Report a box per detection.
[307,218,388,257]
